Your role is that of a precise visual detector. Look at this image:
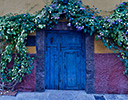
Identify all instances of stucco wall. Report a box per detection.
[0,0,127,16]
[95,54,128,94]
[15,59,36,92]
[0,0,51,16]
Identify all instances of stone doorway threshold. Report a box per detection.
[1,90,128,100]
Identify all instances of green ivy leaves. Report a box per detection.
[95,2,128,75]
[0,14,35,87]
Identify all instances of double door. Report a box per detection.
[45,30,85,90]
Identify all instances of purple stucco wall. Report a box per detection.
[95,53,128,94]
[4,54,36,92]
[15,59,36,92]
[13,53,128,93]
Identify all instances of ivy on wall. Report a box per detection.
[0,13,36,92]
[0,0,128,92]
[95,2,128,76]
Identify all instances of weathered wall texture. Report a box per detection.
[5,54,36,92]
[0,0,127,16]
[0,0,51,16]
[15,59,36,92]
[82,0,128,16]
[94,39,114,53]
[95,54,128,94]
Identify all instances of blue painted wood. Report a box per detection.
[45,31,85,90]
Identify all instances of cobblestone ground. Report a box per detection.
[0,90,128,100]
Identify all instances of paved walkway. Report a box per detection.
[0,90,128,100]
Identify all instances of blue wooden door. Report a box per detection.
[45,31,85,90]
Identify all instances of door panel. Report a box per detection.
[45,32,59,89]
[45,47,59,89]
[60,32,81,44]
[45,31,85,90]
[61,50,81,89]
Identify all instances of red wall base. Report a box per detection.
[95,53,128,94]
[13,53,128,94]
[15,60,36,92]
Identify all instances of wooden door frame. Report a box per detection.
[35,22,95,93]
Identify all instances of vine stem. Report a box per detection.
[0,80,19,92]
[1,82,4,95]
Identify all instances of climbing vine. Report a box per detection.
[0,0,128,93]
[0,14,36,93]
[95,2,128,76]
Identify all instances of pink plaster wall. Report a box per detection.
[6,54,36,92]
[7,53,128,93]
[95,53,128,94]
[15,59,36,92]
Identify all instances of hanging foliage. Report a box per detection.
[95,2,128,76]
[0,0,128,92]
[0,14,35,93]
